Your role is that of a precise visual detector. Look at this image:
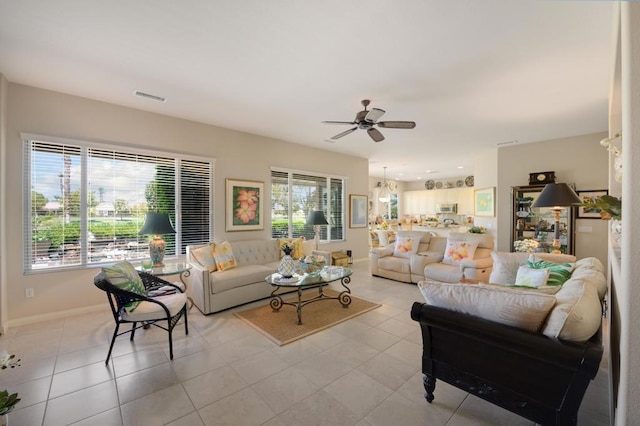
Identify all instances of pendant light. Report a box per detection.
[379,166,390,203]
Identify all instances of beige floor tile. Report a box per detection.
[197,387,276,426]
[382,339,422,370]
[364,391,451,426]
[120,383,195,426]
[4,401,46,426]
[356,352,419,391]
[54,343,113,373]
[324,369,394,419]
[166,411,205,426]
[446,394,535,426]
[216,333,275,363]
[251,367,320,413]
[6,376,51,409]
[112,347,169,377]
[230,348,289,385]
[0,355,56,387]
[44,381,119,426]
[375,317,415,339]
[299,326,349,351]
[170,347,230,382]
[352,327,401,352]
[49,360,115,398]
[293,351,355,388]
[267,338,323,365]
[322,339,380,370]
[182,365,248,409]
[278,389,359,426]
[116,362,180,404]
[70,407,123,425]
[351,309,392,327]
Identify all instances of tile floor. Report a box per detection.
[1,261,610,425]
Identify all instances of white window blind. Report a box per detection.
[24,137,214,272]
[270,169,345,243]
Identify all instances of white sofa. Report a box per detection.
[423,232,494,283]
[185,239,313,314]
[370,231,494,284]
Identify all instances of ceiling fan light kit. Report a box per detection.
[323,99,416,143]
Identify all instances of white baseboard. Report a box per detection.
[6,304,107,329]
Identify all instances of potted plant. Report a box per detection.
[1,351,21,424]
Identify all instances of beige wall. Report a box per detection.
[496,133,609,264]
[0,82,369,325]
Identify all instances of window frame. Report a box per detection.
[270,167,346,244]
[22,133,215,273]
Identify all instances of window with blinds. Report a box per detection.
[271,169,345,243]
[24,137,214,272]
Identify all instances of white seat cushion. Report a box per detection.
[418,281,556,333]
[122,293,187,322]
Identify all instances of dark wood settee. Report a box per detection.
[410,302,604,426]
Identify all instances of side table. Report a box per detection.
[137,262,193,309]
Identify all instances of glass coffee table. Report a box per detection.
[265,266,353,325]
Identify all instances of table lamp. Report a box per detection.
[531,183,581,254]
[139,212,176,266]
[306,210,328,250]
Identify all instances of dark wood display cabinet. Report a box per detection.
[511,185,575,255]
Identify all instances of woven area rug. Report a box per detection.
[233,289,381,346]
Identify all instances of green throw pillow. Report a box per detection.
[526,259,575,287]
[102,261,146,312]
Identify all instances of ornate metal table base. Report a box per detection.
[269,276,352,325]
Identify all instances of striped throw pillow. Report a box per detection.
[526,258,575,286]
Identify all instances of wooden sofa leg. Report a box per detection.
[423,374,436,403]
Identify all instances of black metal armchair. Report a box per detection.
[94,270,189,365]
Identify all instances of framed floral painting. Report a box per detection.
[226,179,264,231]
[577,189,608,219]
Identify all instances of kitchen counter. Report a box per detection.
[411,225,469,236]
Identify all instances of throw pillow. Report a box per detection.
[278,237,305,259]
[213,241,237,271]
[542,279,602,342]
[442,240,479,265]
[102,261,146,312]
[417,281,556,333]
[190,244,217,272]
[526,256,575,286]
[393,236,419,258]
[514,265,550,288]
[489,252,531,285]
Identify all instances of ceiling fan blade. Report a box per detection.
[367,128,385,142]
[331,127,358,140]
[365,108,385,123]
[377,121,416,129]
[322,120,356,125]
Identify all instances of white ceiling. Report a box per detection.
[0,1,613,182]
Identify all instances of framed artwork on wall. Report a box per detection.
[226,178,264,231]
[474,187,495,217]
[349,194,368,228]
[576,189,608,219]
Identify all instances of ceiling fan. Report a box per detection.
[322,99,416,142]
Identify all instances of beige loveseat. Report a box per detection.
[185,239,313,314]
[370,231,494,284]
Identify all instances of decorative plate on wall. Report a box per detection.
[425,180,435,190]
[435,181,443,189]
[465,176,474,187]
[456,180,464,187]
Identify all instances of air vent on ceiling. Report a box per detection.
[134,91,166,102]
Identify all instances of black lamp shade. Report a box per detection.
[306,210,329,226]
[139,212,176,235]
[531,183,582,208]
